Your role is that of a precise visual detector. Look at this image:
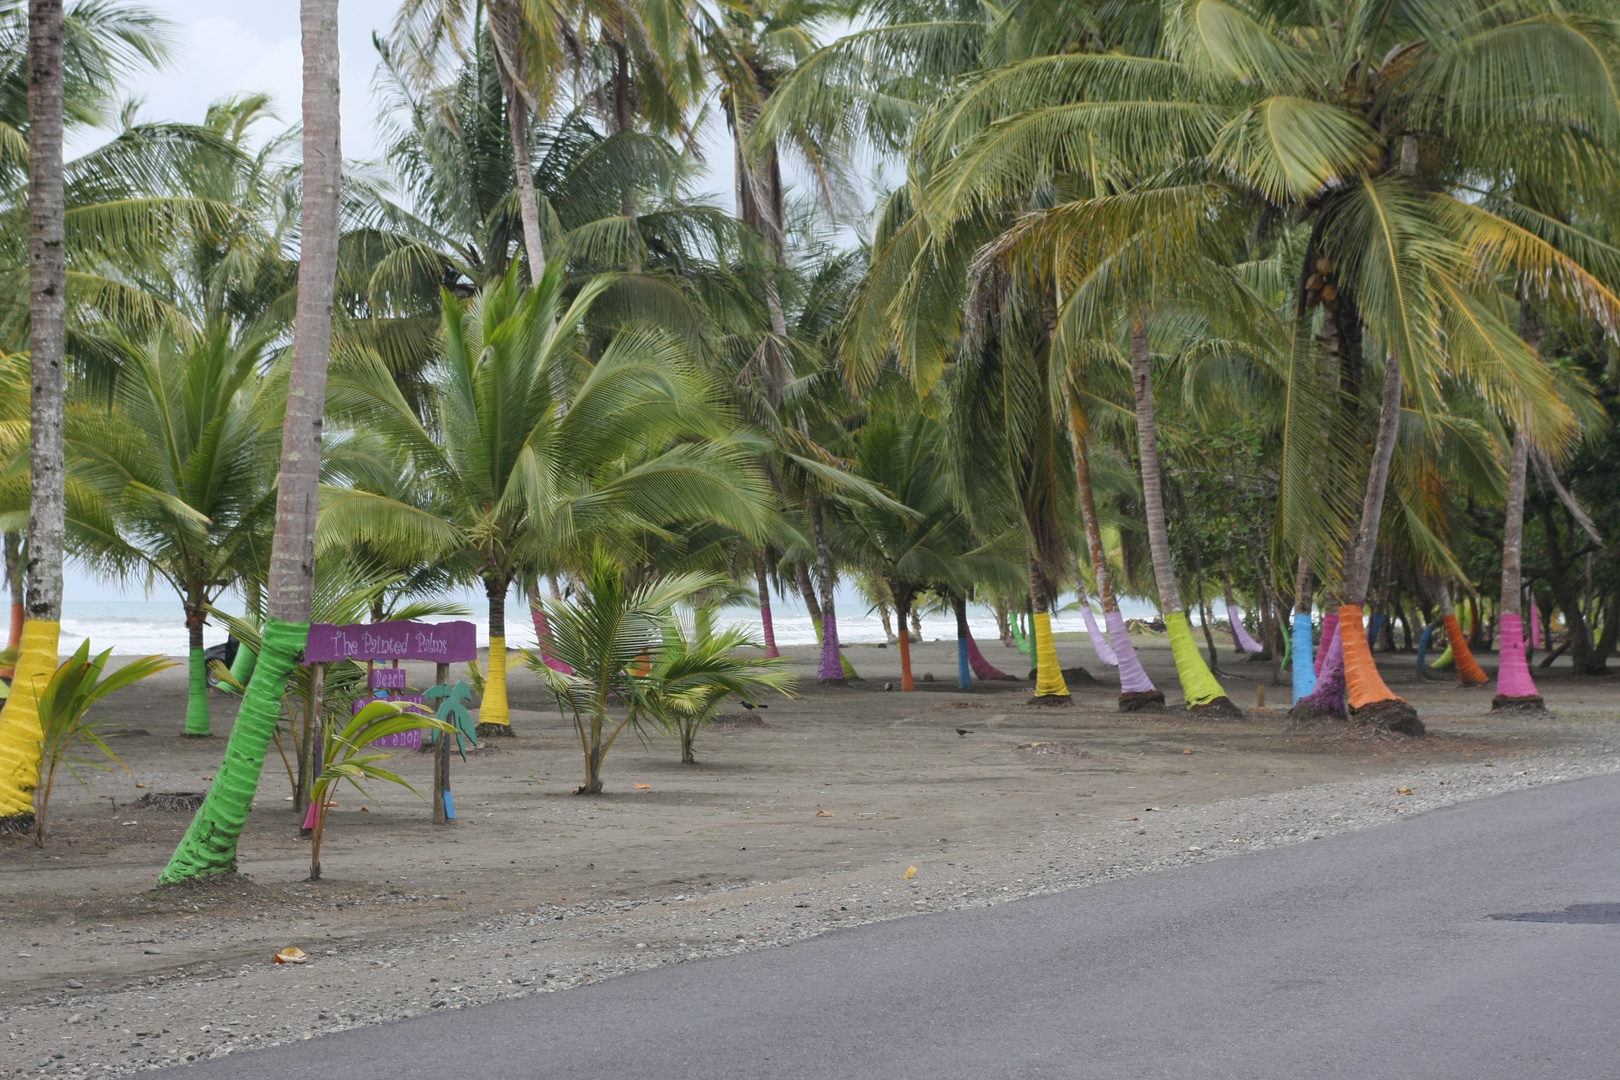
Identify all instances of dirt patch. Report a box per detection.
[710,713,768,730]
[1016,741,1088,757]
[132,791,206,812]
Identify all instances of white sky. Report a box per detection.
[75,0,402,161]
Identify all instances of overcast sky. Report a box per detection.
[72,0,738,203]
[76,0,401,161]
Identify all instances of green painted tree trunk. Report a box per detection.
[161,0,340,881]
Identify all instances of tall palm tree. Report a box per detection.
[68,321,278,736]
[320,264,772,735]
[161,0,342,882]
[1128,317,1241,716]
[0,0,170,827]
[0,0,71,831]
[390,0,575,277]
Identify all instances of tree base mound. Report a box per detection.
[1025,693,1074,707]
[1030,667,1097,684]
[1288,701,1345,725]
[0,812,34,836]
[1491,693,1546,714]
[1350,699,1425,736]
[133,791,205,812]
[180,733,216,740]
[1189,697,1244,720]
[818,677,850,687]
[1118,691,1166,713]
[476,722,516,738]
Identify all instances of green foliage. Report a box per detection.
[32,641,174,846]
[306,699,454,880]
[525,548,722,792]
[647,604,795,764]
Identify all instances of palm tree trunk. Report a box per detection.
[1129,316,1234,715]
[807,494,848,682]
[161,0,341,881]
[1069,420,1159,707]
[1223,575,1264,654]
[0,0,67,828]
[184,594,210,737]
[1495,427,1542,709]
[505,85,546,281]
[478,574,512,735]
[1027,548,1070,702]
[1436,581,1489,687]
[529,580,571,673]
[895,587,914,691]
[1,532,22,680]
[611,40,637,229]
[952,594,972,688]
[1334,355,1421,732]
[1291,558,1318,703]
[754,551,778,657]
[957,595,1009,681]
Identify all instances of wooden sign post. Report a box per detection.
[303,621,478,828]
[432,662,450,825]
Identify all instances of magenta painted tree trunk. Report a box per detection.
[529,584,572,674]
[1314,612,1340,677]
[964,627,1011,680]
[756,551,779,657]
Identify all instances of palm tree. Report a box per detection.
[0,0,71,831]
[1127,318,1242,716]
[528,548,722,791]
[68,321,278,737]
[161,0,342,882]
[321,263,772,736]
[390,0,574,277]
[842,407,968,691]
[1067,374,1163,710]
[646,596,794,764]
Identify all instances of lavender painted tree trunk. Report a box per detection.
[1069,403,1160,710]
[1078,599,1118,666]
[1223,579,1264,654]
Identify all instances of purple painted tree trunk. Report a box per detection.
[1105,609,1156,694]
[1314,612,1340,678]
[1227,605,1264,653]
[1293,624,1346,718]
[1080,602,1118,666]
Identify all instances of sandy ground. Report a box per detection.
[4,632,1620,1076]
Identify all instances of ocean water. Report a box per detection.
[55,595,1179,657]
[57,567,1197,657]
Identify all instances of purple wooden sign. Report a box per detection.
[305,621,478,664]
[369,667,408,690]
[355,694,432,749]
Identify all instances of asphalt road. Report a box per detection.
[167,774,1620,1079]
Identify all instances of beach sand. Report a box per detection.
[3,633,1618,1074]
